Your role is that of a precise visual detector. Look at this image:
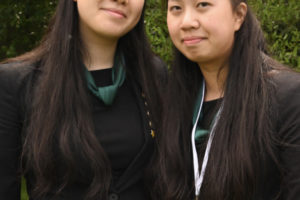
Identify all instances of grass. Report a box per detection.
[21,177,29,200]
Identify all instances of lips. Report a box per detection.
[101,8,127,18]
[182,36,206,45]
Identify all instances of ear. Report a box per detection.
[233,2,247,31]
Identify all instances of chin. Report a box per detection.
[99,30,126,40]
[183,53,201,63]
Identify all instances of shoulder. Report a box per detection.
[152,56,168,85]
[152,56,168,73]
[0,62,35,78]
[0,62,38,109]
[0,62,37,87]
[0,61,36,86]
[273,70,300,95]
[271,70,300,139]
[272,70,300,107]
[270,70,300,198]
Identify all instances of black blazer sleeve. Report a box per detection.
[0,63,24,200]
[275,71,300,200]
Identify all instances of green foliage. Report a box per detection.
[249,0,300,69]
[145,0,173,64]
[0,0,299,69]
[0,0,56,59]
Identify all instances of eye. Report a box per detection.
[197,2,210,8]
[169,5,182,12]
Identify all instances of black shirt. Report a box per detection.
[198,98,222,131]
[196,98,222,161]
[90,68,144,177]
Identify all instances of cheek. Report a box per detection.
[77,0,94,14]
[77,3,97,25]
[207,15,236,43]
[167,17,179,42]
[205,14,224,33]
[133,0,144,16]
[218,24,236,44]
[130,2,144,24]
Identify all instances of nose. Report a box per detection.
[180,10,200,30]
[115,0,128,4]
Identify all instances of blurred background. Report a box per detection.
[0,0,299,70]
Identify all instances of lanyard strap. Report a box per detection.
[191,79,205,197]
[191,80,222,198]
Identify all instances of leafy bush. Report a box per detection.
[249,0,300,69]
[0,0,56,59]
[0,0,299,69]
[145,0,173,64]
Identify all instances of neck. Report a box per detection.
[80,24,118,71]
[198,62,228,102]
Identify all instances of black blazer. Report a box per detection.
[195,70,300,200]
[0,62,165,200]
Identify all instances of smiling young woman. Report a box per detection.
[150,0,300,200]
[0,0,165,200]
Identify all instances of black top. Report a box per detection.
[90,69,145,180]
[196,98,222,158]
[0,63,158,200]
[195,71,300,199]
[198,98,222,131]
[90,68,113,87]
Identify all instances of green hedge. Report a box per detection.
[249,0,300,69]
[0,0,56,59]
[0,0,299,69]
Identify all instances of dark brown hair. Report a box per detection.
[4,0,161,199]
[151,0,284,199]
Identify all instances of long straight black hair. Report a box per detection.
[4,0,162,199]
[150,0,285,199]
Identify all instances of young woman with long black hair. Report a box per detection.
[0,0,165,199]
[151,0,300,199]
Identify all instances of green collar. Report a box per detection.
[85,53,126,105]
[192,80,209,141]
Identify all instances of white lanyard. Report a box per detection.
[191,80,222,199]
